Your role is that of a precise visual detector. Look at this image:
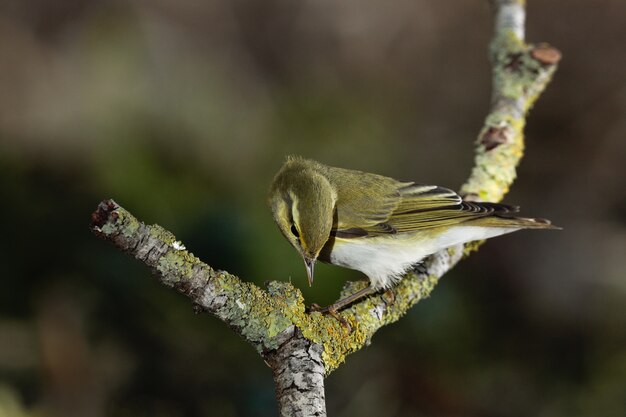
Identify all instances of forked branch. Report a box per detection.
[90,1,559,416]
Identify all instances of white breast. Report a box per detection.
[328,226,518,289]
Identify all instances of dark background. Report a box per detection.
[1,1,625,416]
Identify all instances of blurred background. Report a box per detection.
[1,0,625,416]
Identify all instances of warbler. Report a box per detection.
[269,156,556,311]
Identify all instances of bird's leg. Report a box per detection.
[311,286,378,314]
[309,286,379,332]
[325,308,352,333]
[308,303,353,331]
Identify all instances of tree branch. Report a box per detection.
[90,1,559,415]
[268,333,326,417]
[461,0,560,202]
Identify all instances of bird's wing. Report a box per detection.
[332,182,521,237]
[329,170,404,231]
[385,184,520,233]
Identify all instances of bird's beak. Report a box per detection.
[304,258,315,287]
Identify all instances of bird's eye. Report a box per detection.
[290,224,300,238]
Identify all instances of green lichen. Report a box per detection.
[121,216,140,238]
[219,278,284,350]
[100,222,117,235]
[195,277,308,353]
[494,53,541,100]
[462,112,526,203]
[243,296,293,349]
[296,271,442,374]
[156,251,199,282]
[100,207,141,238]
[522,59,559,111]
[149,224,177,245]
[490,29,525,61]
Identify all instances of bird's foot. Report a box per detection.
[309,303,352,332]
[382,288,396,304]
[308,303,324,312]
[414,262,428,275]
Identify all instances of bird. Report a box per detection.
[268,156,557,312]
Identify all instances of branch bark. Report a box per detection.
[268,333,326,416]
[90,1,559,415]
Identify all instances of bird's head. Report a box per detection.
[269,157,336,286]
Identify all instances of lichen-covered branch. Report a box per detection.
[90,199,462,375]
[461,0,561,201]
[91,200,301,355]
[90,1,559,415]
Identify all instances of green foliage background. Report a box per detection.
[0,1,624,416]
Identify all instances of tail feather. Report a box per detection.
[458,200,559,230]
[473,214,560,230]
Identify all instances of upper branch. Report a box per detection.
[462,0,561,201]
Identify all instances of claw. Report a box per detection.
[326,308,352,333]
[308,304,352,333]
[383,288,395,304]
[309,303,323,312]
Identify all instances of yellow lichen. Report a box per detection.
[463,240,485,257]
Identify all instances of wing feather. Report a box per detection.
[318,162,529,237]
[321,165,404,229]
[395,184,462,212]
[330,178,523,236]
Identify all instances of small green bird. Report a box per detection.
[269,156,556,311]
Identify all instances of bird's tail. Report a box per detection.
[478,215,560,229]
[467,202,560,229]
